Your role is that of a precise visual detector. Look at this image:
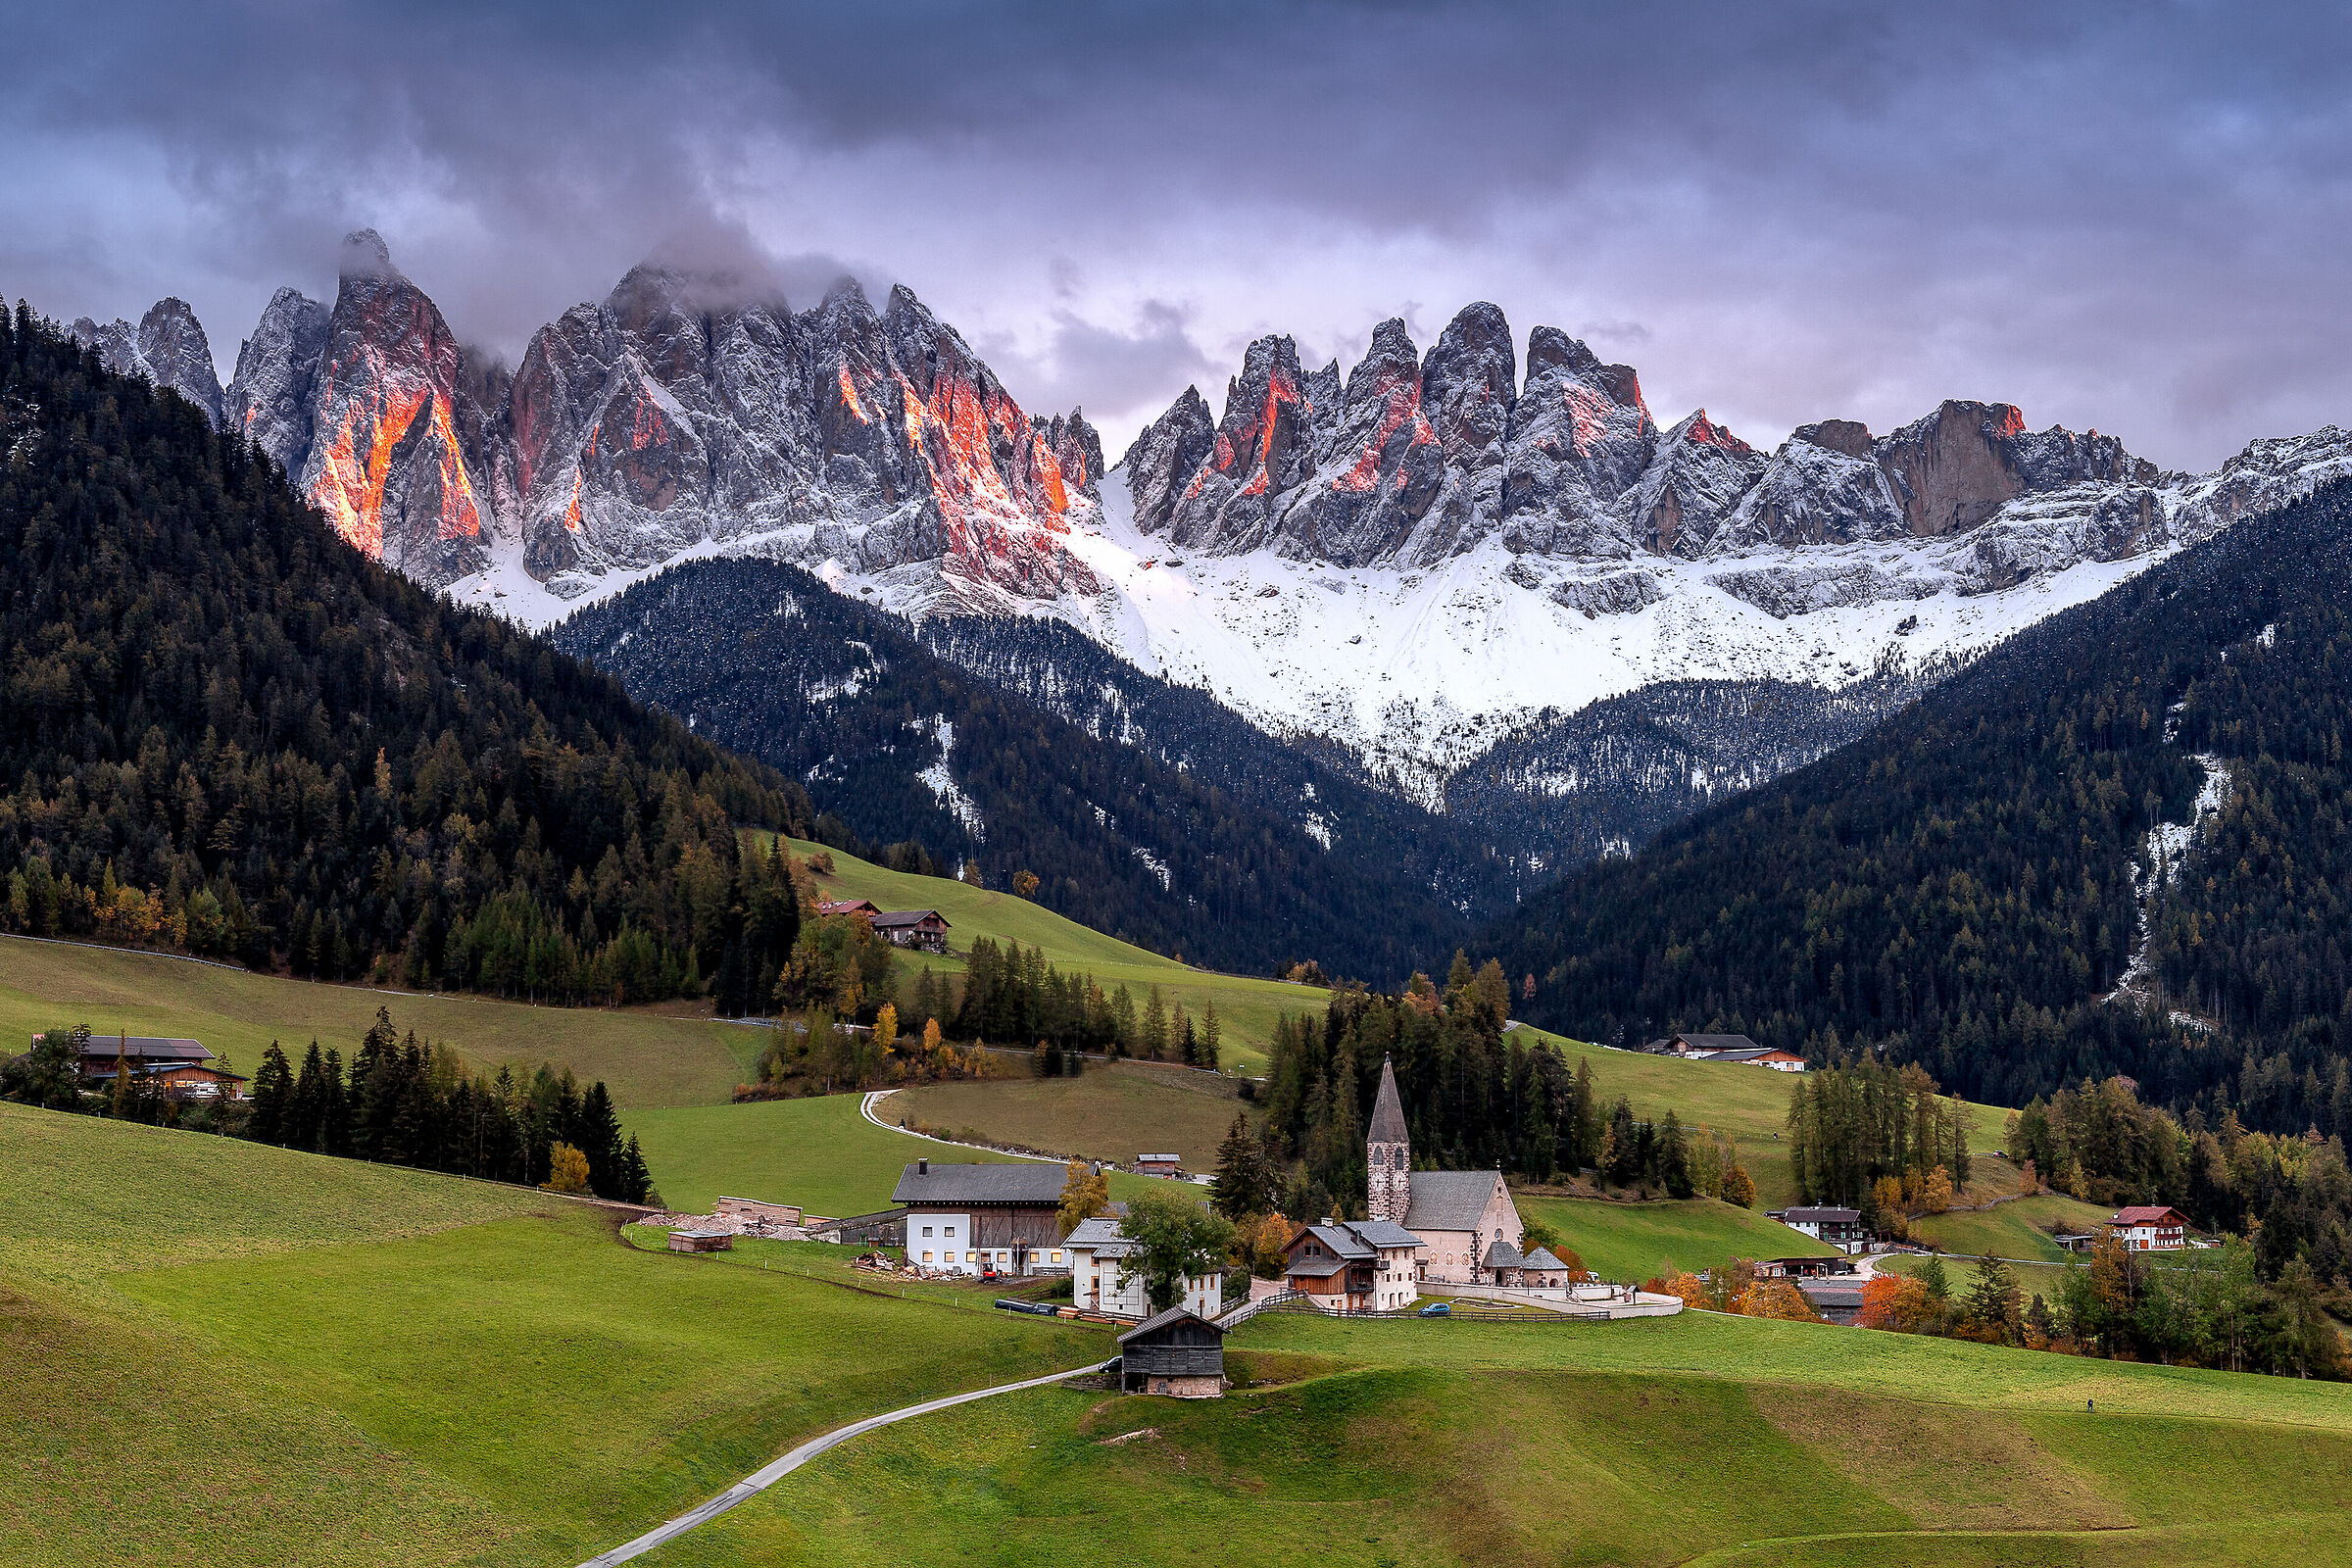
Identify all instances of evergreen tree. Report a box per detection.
[249,1044,293,1145]
[1210,1111,1276,1220]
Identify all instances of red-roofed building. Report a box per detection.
[816,899,879,917]
[2107,1206,2188,1250]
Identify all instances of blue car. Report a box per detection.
[1418,1300,1451,1317]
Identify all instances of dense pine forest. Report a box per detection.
[1495,480,2352,1139]
[1254,956,1755,1219]
[553,558,1481,981]
[0,306,813,1004]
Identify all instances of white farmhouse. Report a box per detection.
[1063,1214,1222,1321]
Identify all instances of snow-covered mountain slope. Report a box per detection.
[80,261,2352,861]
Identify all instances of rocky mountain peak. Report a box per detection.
[338,228,399,280]
[1792,418,1874,459]
[70,299,225,426]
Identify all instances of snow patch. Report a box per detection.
[916,716,985,841]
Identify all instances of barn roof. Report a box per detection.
[2111,1206,2186,1225]
[1777,1206,1862,1224]
[1401,1169,1504,1234]
[870,908,950,930]
[892,1162,1067,1205]
[42,1034,213,1062]
[1674,1033,1761,1052]
[1118,1306,1224,1346]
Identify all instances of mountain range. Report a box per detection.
[61,232,2352,917]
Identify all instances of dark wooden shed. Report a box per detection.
[1117,1307,1226,1398]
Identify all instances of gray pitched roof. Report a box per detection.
[45,1034,212,1062]
[870,908,950,930]
[1118,1306,1223,1345]
[1284,1252,1348,1278]
[1520,1247,1566,1270]
[1777,1206,1862,1224]
[1304,1223,1374,1261]
[1368,1055,1409,1145]
[1674,1033,1760,1052]
[1483,1237,1527,1270]
[892,1162,1069,1205]
[1065,1216,1140,1255]
[1348,1219,1425,1250]
[1401,1169,1504,1233]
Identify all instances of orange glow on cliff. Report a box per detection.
[837,362,869,423]
[564,467,583,531]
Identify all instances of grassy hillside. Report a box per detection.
[0,934,760,1109]
[1517,1193,1834,1283]
[891,1059,1250,1170]
[12,1102,2352,1567]
[1,1103,1109,1568]
[1514,1028,2017,1209]
[624,1090,1190,1217]
[1911,1190,2122,1262]
[649,1287,2352,1567]
[787,838,1327,1072]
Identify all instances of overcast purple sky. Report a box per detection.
[8,2,2350,468]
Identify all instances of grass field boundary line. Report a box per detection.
[2,931,255,974]
[576,1356,1113,1566]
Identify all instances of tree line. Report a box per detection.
[3,1007,654,1203]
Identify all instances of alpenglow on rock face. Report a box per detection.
[189,233,1103,605]
[1115,300,2283,592]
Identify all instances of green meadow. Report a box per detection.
[782,837,1328,1072]
[10,1103,2352,1567]
[1517,1192,1835,1283]
[623,1088,1190,1217]
[0,932,760,1108]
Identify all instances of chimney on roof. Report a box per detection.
[917,1158,928,1176]
[1321,1216,1335,1226]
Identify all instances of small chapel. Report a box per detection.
[1366,1055,1530,1285]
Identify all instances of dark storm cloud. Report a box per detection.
[7,2,2352,465]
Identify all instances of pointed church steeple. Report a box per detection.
[1367,1054,1411,1223]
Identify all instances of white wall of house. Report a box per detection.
[907,1210,971,1271]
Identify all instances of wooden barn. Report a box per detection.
[869,908,953,954]
[1117,1307,1226,1397]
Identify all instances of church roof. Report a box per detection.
[1521,1247,1567,1271]
[1368,1056,1408,1144]
[1401,1169,1504,1233]
[1483,1237,1528,1270]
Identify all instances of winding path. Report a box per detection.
[576,1357,1112,1566]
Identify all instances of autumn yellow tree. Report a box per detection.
[1856,1274,1937,1332]
[1721,1163,1757,1209]
[1055,1160,1111,1237]
[1919,1164,1956,1214]
[1012,869,1040,898]
[2018,1157,2039,1195]
[873,1003,899,1062]
[1733,1279,1820,1321]
[542,1142,591,1194]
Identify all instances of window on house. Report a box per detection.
[921,1251,934,1263]
[966,1251,978,1262]
[921,1226,934,1238]
[1051,1250,1062,1263]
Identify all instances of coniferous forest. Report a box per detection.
[1496,479,2352,1140]
[0,307,814,1007]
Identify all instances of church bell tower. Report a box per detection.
[1367,1054,1411,1223]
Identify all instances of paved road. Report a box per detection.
[576,1357,1112,1566]
[858,1088,1068,1165]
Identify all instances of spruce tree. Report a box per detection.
[250,1043,293,1145]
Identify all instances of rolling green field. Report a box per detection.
[1513,1028,2019,1209]
[1,1102,1110,1567]
[1517,1193,1835,1283]
[892,1058,1250,1170]
[624,1088,1190,1217]
[13,1102,2352,1568]
[0,933,760,1109]
[650,1278,2352,1567]
[785,838,1327,1072]
[1911,1190,2120,1262]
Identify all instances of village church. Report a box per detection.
[1284,1056,1541,1307]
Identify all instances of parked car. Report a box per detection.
[1418,1301,1451,1317]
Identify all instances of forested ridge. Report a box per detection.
[0,305,813,1004]
[554,557,1480,980]
[1496,479,2352,1138]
